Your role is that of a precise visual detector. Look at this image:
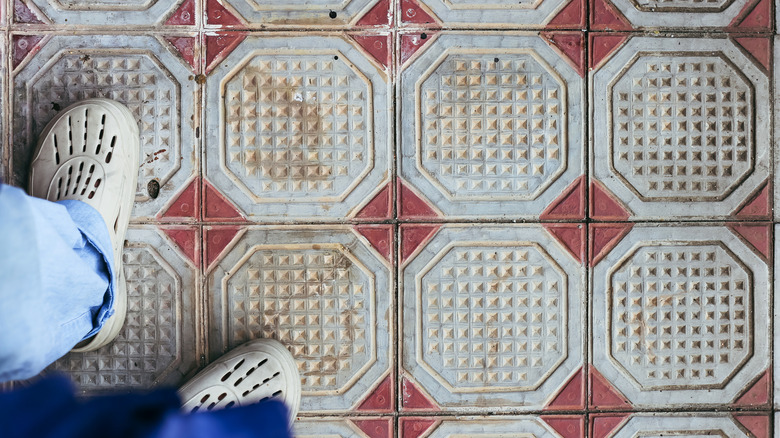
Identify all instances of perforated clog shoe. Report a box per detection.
[28,98,140,352]
[178,339,301,425]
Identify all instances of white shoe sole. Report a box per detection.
[178,339,301,425]
[29,98,140,352]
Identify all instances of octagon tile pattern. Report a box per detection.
[592,224,770,408]
[205,226,393,413]
[1,0,779,435]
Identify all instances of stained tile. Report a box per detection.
[590,413,770,438]
[406,0,585,28]
[590,0,771,30]
[16,0,196,27]
[45,226,200,394]
[591,35,771,220]
[206,0,390,28]
[294,417,393,437]
[10,34,199,222]
[205,226,393,413]
[591,224,770,409]
[203,33,391,222]
[399,416,585,438]
[401,224,585,411]
[399,32,585,220]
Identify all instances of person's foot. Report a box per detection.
[178,339,301,425]
[28,98,140,352]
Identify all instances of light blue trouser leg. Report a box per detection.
[0,184,114,382]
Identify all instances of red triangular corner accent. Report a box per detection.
[158,177,200,221]
[730,0,771,30]
[734,181,771,219]
[163,36,198,72]
[546,0,584,28]
[734,370,770,406]
[541,32,585,77]
[203,179,245,221]
[729,223,770,260]
[590,0,632,30]
[400,225,440,263]
[356,184,392,220]
[164,0,195,25]
[590,415,630,438]
[357,375,393,412]
[544,224,585,264]
[204,226,242,270]
[590,368,631,409]
[13,0,45,24]
[400,0,439,25]
[12,35,44,69]
[541,175,585,220]
[589,33,629,70]
[400,418,438,438]
[590,180,631,220]
[398,181,439,219]
[205,32,246,74]
[351,34,391,70]
[733,37,771,73]
[401,377,438,410]
[734,415,770,438]
[542,416,585,438]
[545,368,585,410]
[159,226,200,266]
[352,418,393,438]
[589,223,632,267]
[356,0,393,27]
[206,0,243,25]
[400,32,436,66]
[355,225,393,262]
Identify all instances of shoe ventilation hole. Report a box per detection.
[55,162,100,200]
[67,116,73,155]
[83,108,89,153]
[53,135,60,165]
[105,136,116,164]
[96,114,106,155]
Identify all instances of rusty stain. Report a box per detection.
[194,74,207,84]
[241,66,330,182]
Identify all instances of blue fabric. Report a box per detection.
[0,184,114,382]
[0,375,292,438]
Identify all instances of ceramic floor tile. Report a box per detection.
[205,225,393,413]
[10,33,199,222]
[589,0,770,31]
[591,223,771,410]
[398,32,585,220]
[590,413,770,438]
[294,416,393,438]
[590,34,771,221]
[14,0,196,26]
[399,416,585,438]
[203,33,392,222]
[400,224,586,412]
[403,0,585,28]
[45,226,200,394]
[205,0,391,28]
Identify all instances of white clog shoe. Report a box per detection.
[178,339,301,425]
[28,98,140,352]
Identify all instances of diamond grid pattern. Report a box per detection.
[422,246,565,389]
[611,56,753,201]
[226,247,372,392]
[610,245,751,388]
[1,0,777,436]
[421,54,564,199]
[223,55,370,199]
